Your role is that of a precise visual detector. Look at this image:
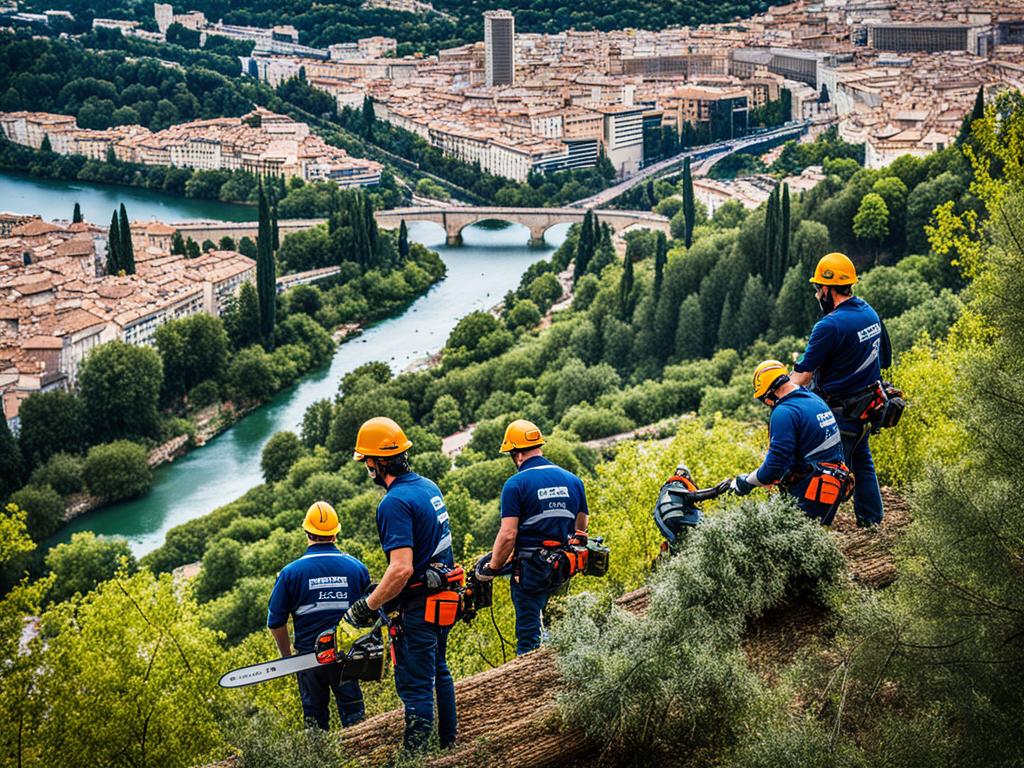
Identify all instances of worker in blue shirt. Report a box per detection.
[724,361,850,524]
[788,253,890,527]
[267,501,371,730]
[342,416,457,753]
[475,419,589,655]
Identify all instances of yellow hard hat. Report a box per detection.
[353,416,412,461]
[303,501,340,536]
[499,419,545,453]
[810,252,858,286]
[752,360,790,400]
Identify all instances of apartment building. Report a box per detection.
[485,10,516,87]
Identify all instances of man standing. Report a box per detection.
[267,501,370,730]
[343,416,457,753]
[725,361,850,524]
[475,419,589,655]
[788,252,890,527]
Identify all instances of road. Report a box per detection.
[572,121,812,209]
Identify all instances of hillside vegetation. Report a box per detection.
[1,88,1021,767]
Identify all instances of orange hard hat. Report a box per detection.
[303,501,340,536]
[499,419,545,453]
[810,252,858,286]
[353,416,412,461]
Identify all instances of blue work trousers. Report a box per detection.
[296,665,364,730]
[510,579,553,656]
[393,608,457,752]
[837,415,884,526]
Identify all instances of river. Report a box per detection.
[0,172,569,555]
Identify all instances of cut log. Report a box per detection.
[338,489,912,767]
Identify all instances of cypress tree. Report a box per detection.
[72,202,82,224]
[681,157,695,248]
[654,230,668,299]
[40,134,52,152]
[107,210,121,274]
[716,294,734,350]
[778,183,791,292]
[574,210,595,283]
[271,202,280,252]
[619,251,635,321]
[958,85,986,144]
[364,194,379,265]
[118,203,135,275]
[398,220,410,260]
[256,182,276,344]
[646,179,657,210]
[762,186,779,287]
[674,293,704,360]
[171,231,186,255]
[362,96,375,136]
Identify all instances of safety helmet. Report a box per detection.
[752,360,790,400]
[809,252,858,286]
[303,500,340,537]
[499,419,545,453]
[353,416,412,461]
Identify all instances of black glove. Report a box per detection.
[730,475,756,496]
[474,554,498,583]
[343,596,375,628]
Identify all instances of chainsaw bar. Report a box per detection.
[219,651,322,688]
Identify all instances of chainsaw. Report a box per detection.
[219,618,387,689]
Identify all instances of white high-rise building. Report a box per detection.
[484,10,515,88]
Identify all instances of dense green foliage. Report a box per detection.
[82,440,153,501]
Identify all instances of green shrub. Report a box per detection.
[45,531,135,603]
[188,379,220,409]
[552,496,844,763]
[261,431,305,484]
[10,484,65,540]
[83,441,152,501]
[29,452,84,497]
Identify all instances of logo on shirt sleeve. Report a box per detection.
[538,486,570,500]
[430,495,445,511]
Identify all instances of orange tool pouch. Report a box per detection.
[421,565,465,628]
[803,462,854,506]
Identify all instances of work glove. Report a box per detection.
[474,554,499,583]
[343,596,376,628]
[729,474,756,496]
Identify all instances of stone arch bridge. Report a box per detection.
[173,206,669,248]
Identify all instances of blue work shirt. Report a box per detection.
[755,388,844,487]
[376,472,454,581]
[794,297,890,397]
[267,543,371,652]
[501,455,588,549]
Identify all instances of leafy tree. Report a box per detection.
[29,569,229,766]
[78,341,163,442]
[118,203,135,275]
[711,200,747,230]
[853,192,890,265]
[226,345,278,402]
[300,399,333,449]
[872,176,909,257]
[72,202,82,223]
[261,431,305,483]
[185,237,201,259]
[195,537,243,601]
[29,452,84,497]
[17,390,88,468]
[506,298,542,331]
[170,231,186,255]
[222,281,262,351]
[444,311,513,367]
[218,235,235,250]
[83,440,152,501]
[9,484,64,540]
[155,314,230,402]
[45,531,135,603]
[430,393,463,435]
[0,414,23,498]
[238,236,257,258]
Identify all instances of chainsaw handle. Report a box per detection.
[667,479,733,503]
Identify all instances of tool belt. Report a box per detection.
[401,563,465,628]
[827,380,906,434]
[515,533,609,593]
[782,460,855,507]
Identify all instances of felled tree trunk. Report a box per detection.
[338,490,912,767]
